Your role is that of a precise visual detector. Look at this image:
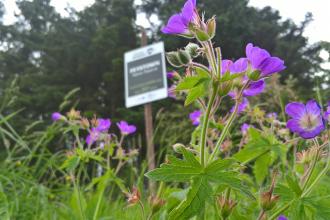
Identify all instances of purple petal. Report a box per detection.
[277,215,288,220]
[285,102,305,118]
[287,119,304,133]
[180,0,196,25]
[243,80,265,96]
[221,59,233,74]
[305,99,321,116]
[96,118,111,132]
[189,110,202,126]
[245,43,270,70]
[230,58,248,73]
[298,120,325,139]
[51,112,62,121]
[259,57,286,76]
[162,14,188,35]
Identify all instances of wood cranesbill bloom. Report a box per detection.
[168,84,177,99]
[117,121,137,135]
[86,128,100,145]
[161,0,197,35]
[246,43,286,78]
[51,112,63,121]
[230,97,249,114]
[241,123,253,135]
[285,100,325,139]
[189,110,201,126]
[96,118,111,132]
[243,79,265,96]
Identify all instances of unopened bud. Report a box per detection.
[185,43,200,58]
[80,118,90,129]
[126,187,140,205]
[166,52,184,68]
[195,28,210,42]
[206,17,216,39]
[218,196,237,219]
[173,143,185,153]
[67,109,81,120]
[178,50,191,65]
[149,196,166,214]
[260,192,279,211]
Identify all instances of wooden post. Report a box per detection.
[141,28,156,193]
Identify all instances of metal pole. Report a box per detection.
[141,28,156,193]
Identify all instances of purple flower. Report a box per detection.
[241,123,252,135]
[51,112,63,121]
[267,112,278,119]
[162,0,197,35]
[221,58,248,75]
[221,59,233,74]
[243,79,265,96]
[285,100,325,139]
[246,43,286,78]
[96,118,111,132]
[168,84,177,99]
[189,110,202,126]
[230,58,248,74]
[231,97,249,114]
[277,215,288,220]
[167,71,175,79]
[86,128,100,145]
[117,121,137,135]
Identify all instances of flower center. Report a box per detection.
[299,113,319,130]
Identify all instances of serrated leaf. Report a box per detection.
[176,76,203,90]
[253,152,271,184]
[168,177,212,220]
[194,66,211,78]
[184,84,205,106]
[145,148,202,182]
[286,174,302,196]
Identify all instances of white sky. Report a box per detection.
[2,0,330,45]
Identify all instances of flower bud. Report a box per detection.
[80,118,90,129]
[178,50,191,65]
[126,187,140,205]
[166,52,184,68]
[218,81,233,96]
[173,143,185,153]
[185,43,200,58]
[67,109,81,120]
[218,196,237,219]
[149,196,165,215]
[260,192,280,211]
[195,28,210,42]
[247,70,261,81]
[206,17,216,39]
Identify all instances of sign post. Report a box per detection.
[124,31,167,192]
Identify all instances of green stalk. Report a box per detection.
[200,83,218,167]
[208,82,250,163]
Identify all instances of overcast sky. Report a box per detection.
[2,0,330,44]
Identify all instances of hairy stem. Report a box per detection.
[208,82,250,163]
[200,83,218,167]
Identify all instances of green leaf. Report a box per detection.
[194,66,211,78]
[286,174,302,196]
[168,177,212,220]
[176,76,203,90]
[60,155,80,171]
[253,152,272,184]
[184,84,205,106]
[145,148,202,182]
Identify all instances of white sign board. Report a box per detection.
[124,42,168,108]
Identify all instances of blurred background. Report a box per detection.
[0,0,329,151]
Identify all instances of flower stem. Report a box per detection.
[208,82,250,163]
[200,83,218,167]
